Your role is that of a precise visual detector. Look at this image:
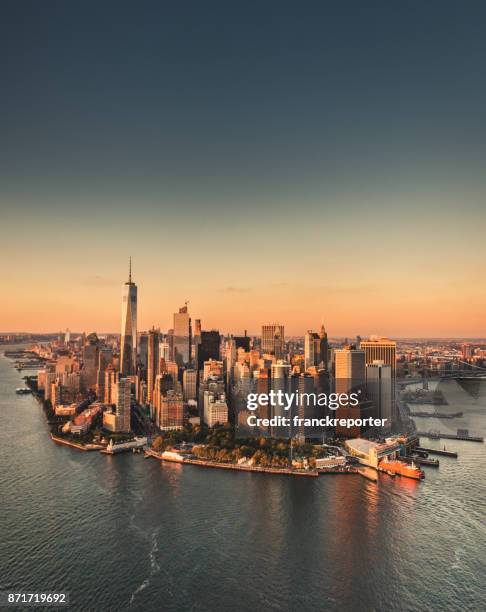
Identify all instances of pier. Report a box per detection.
[409,411,462,419]
[417,430,483,443]
[401,455,439,467]
[415,446,458,458]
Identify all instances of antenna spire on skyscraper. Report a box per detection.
[129,256,132,283]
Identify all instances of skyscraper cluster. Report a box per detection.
[36,261,397,441]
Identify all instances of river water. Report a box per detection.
[1,346,485,611]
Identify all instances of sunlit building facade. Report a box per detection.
[147,327,160,404]
[173,304,191,366]
[262,324,285,359]
[158,390,184,430]
[120,260,137,376]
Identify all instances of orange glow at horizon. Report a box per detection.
[2,191,485,337]
[2,269,485,337]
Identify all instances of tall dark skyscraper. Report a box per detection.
[304,330,320,370]
[81,332,100,391]
[196,330,221,371]
[234,335,250,351]
[120,258,137,376]
[138,332,148,373]
[319,323,329,369]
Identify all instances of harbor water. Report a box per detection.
[1,347,486,611]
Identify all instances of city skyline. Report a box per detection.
[2,4,486,612]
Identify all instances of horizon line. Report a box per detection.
[2,331,486,342]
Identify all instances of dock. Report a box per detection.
[101,437,148,454]
[401,455,439,467]
[415,446,458,458]
[409,411,462,419]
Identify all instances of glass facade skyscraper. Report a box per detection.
[261,324,285,359]
[120,259,137,376]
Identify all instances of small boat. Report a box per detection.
[16,388,32,395]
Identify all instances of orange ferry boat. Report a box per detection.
[379,459,424,480]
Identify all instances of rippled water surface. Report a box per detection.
[1,347,486,611]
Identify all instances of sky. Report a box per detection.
[1,1,486,337]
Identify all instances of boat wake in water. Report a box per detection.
[129,528,161,606]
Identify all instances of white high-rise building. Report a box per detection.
[120,258,137,376]
[203,359,223,381]
[366,361,392,428]
[203,391,228,427]
[159,342,170,362]
[44,370,56,401]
